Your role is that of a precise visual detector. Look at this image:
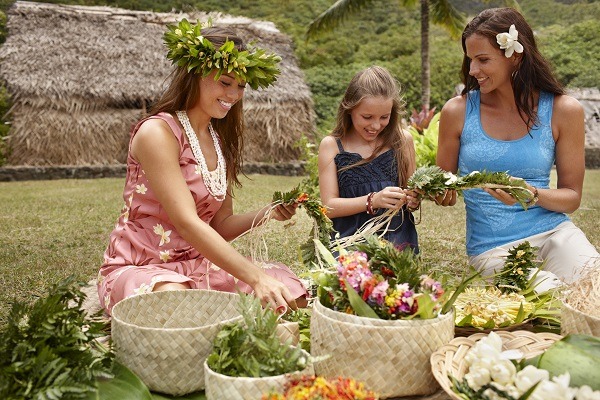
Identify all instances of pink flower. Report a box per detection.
[370,280,389,305]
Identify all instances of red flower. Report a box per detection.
[296,193,309,203]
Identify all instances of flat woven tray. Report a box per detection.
[430,330,561,400]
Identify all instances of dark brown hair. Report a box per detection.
[149,27,245,187]
[460,8,565,129]
[331,66,412,186]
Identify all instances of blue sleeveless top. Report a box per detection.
[459,90,569,255]
[332,139,419,252]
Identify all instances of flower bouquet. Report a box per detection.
[431,330,600,400]
[263,375,378,399]
[453,242,561,336]
[310,236,456,398]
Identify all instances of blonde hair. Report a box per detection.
[331,66,411,186]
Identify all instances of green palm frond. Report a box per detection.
[430,0,465,38]
[306,0,376,39]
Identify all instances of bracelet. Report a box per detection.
[366,192,378,215]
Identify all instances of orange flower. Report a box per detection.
[296,193,309,203]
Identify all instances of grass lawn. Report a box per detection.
[1,170,599,324]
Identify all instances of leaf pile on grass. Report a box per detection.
[0,276,113,399]
[206,294,307,378]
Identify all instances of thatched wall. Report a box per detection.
[0,1,315,166]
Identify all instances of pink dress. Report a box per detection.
[97,112,307,314]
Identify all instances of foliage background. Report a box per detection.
[0,0,599,162]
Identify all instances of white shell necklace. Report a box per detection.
[176,110,227,201]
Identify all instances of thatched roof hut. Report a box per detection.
[0,1,315,166]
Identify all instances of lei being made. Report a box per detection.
[164,18,282,89]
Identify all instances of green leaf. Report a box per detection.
[344,279,380,319]
[88,361,152,400]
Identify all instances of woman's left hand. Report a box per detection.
[404,189,422,212]
[272,203,299,221]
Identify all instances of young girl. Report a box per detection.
[318,66,420,251]
[436,8,598,282]
[97,21,307,315]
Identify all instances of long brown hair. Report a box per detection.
[331,66,411,186]
[149,27,245,187]
[460,7,565,129]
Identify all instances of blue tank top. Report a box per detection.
[459,90,569,255]
[332,139,419,252]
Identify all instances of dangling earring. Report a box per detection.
[511,70,518,80]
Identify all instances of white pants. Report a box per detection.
[469,221,599,284]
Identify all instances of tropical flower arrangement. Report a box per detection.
[452,332,600,399]
[454,242,561,332]
[263,375,378,399]
[315,236,453,320]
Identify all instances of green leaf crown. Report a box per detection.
[163,18,282,90]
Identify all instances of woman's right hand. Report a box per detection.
[251,272,298,313]
[434,189,457,206]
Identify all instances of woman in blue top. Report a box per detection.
[436,8,598,283]
[318,66,420,252]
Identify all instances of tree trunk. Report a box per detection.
[420,0,430,109]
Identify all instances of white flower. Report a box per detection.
[529,373,576,400]
[135,184,147,194]
[153,224,172,246]
[465,331,503,366]
[443,172,458,185]
[484,383,520,400]
[575,385,600,400]
[490,359,517,385]
[515,365,550,393]
[496,24,524,58]
[465,365,492,390]
[159,250,170,262]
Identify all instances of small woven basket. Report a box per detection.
[111,290,242,396]
[561,301,600,337]
[430,330,561,400]
[204,349,313,400]
[311,299,454,398]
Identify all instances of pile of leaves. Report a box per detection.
[494,241,539,293]
[206,294,308,378]
[0,276,114,399]
[407,166,535,209]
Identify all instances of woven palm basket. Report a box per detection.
[276,321,299,346]
[561,301,600,337]
[203,349,313,400]
[310,299,454,398]
[430,330,561,400]
[111,290,242,396]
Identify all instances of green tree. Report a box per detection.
[307,0,465,109]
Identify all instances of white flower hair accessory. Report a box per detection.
[496,24,524,58]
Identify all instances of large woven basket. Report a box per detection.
[430,330,561,400]
[111,290,242,396]
[204,349,313,400]
[310,299,454,398]
[276,321,299,346]
[561,301,600,337]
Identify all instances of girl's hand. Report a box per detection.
[252,272,298,312]
[272,203,298,221]
[374,186,408,210]
[433,189,457,206]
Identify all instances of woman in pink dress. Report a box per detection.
[98,21,308,315]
